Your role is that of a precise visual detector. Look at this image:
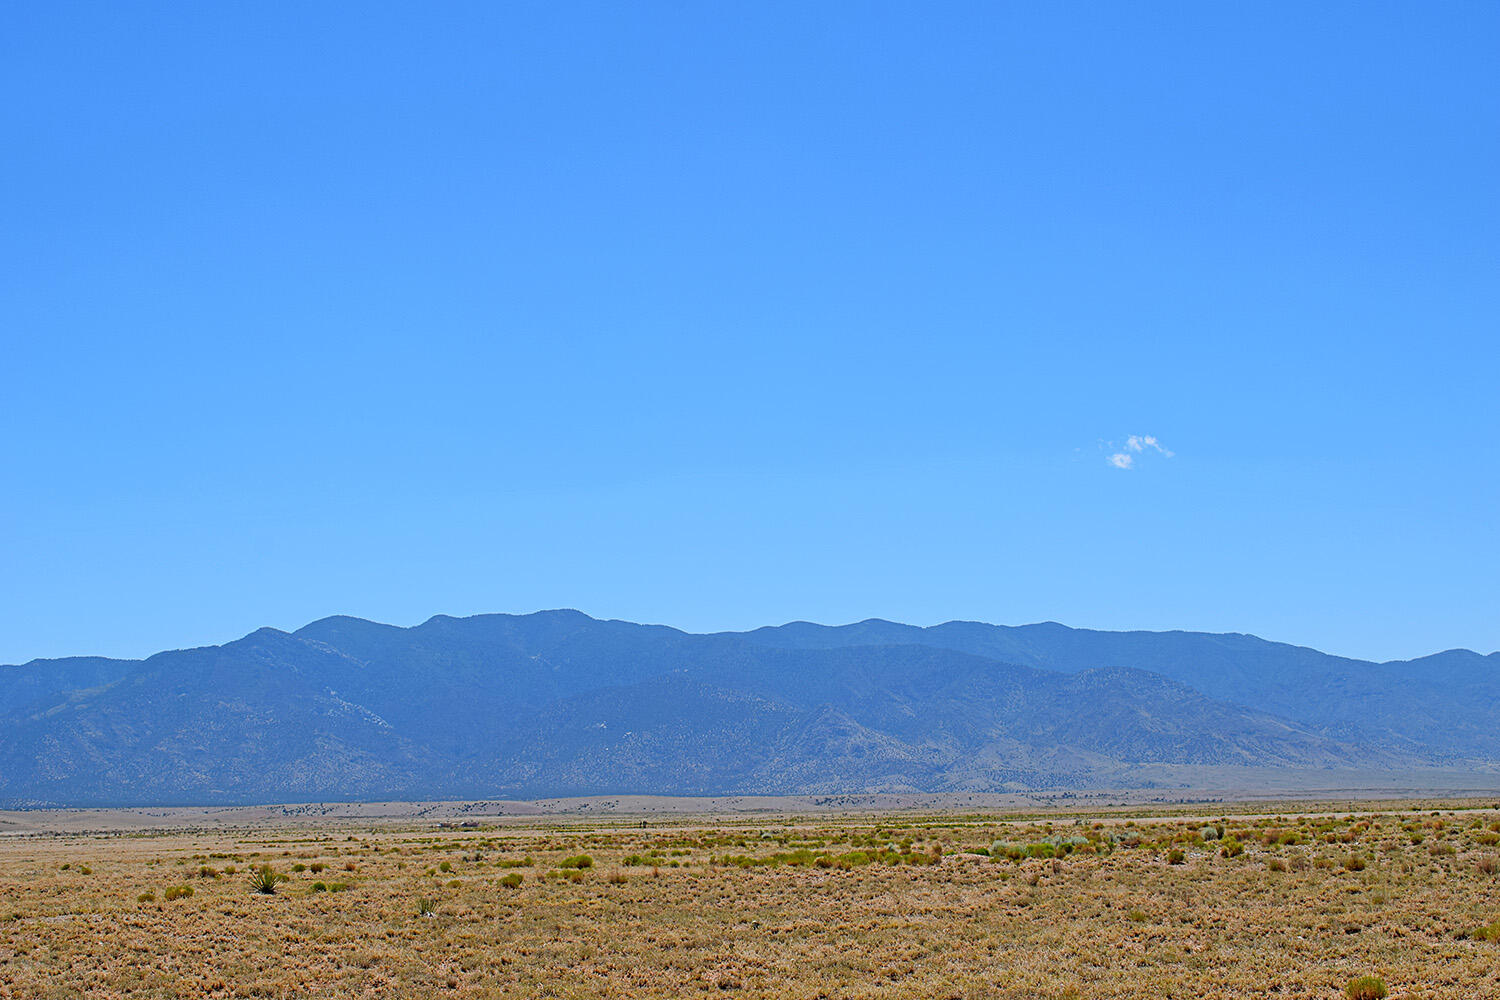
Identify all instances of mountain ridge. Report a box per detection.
[7,609,1492,675]
[1,610,1494,806]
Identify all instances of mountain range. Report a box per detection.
[1,610,1495,806]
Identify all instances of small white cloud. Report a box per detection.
[1104,435,1173,469]
[1125,434,1174,457]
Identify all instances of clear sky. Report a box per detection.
[3,3,1496,665]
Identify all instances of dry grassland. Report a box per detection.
[2,803,1498,998]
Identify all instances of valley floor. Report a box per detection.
[2,800,1499,998]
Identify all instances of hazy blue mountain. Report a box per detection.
[0,655,136,716]
[0,610,1490,806]
[0,629,443,804]
[735,619,1500,755]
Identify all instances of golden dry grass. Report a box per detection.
[2,804,1499,998]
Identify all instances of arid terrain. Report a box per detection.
[2,799,1498,999]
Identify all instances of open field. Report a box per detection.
[7,764,1500,835]
[2,801,1499,998]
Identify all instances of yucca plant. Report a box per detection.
[248,864,288,895]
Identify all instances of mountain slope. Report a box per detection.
[0,656,137,717]
[0,630,442,804]
[0,610,1489,805]
[736,619,1500,755]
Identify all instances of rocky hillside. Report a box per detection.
[0,610,1489,805]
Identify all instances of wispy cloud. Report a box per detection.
[1125,434,1173,457]
[1104,434,1173,470]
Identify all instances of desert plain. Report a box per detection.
[1,796,1498,999]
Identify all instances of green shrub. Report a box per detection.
[329,882,350,892]
[1167,849,1186,865]
[1345,974,1387,1000]
[1219,838,1243,858]
[248,865,289,895]
[438,861,452,873]
[136,892,155,903]
[311,882,328,893]
[559,855,593,869]
[309,862,325,873]
[499,873,523,888]
[163,885,193,901]
[1344,855,1367,872]
[497,856,532,869]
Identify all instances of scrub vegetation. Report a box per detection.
[1,802,1498,997]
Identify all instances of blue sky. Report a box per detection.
[3,2,1496,664]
